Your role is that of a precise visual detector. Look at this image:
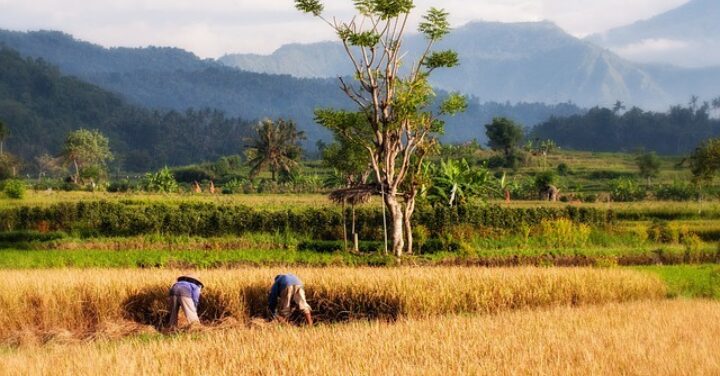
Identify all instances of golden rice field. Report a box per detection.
[2,300,718,376]
[0,267,665,346]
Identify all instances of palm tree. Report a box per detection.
[245,118,305,181]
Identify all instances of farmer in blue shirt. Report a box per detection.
[168,274,204,328]
[269,274,313,325]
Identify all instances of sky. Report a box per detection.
[0,0,690,58]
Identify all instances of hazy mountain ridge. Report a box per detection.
[0,47,254,171]
[587,0,720,67]
[0,28,585,146]
[0,30,214,75]
[221,20,720,110]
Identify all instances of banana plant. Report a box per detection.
[425,159,494,207]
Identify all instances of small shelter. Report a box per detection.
[329,184,376,252]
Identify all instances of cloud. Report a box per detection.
[0,0,693,58]
[612,38,720,68]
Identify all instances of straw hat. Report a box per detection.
[177,274,204,288]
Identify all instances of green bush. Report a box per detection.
[0,201,612,240]
[556,163,571,176]
[3,179,26,199]
[654,182,699,201]
[143,167,178,193]
[107,179,139,193]
[533,170,557,191]
[609,178,646,202]
[172,167,214,184]
[221,178,247,195]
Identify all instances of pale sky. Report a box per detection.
[0,0,690,58]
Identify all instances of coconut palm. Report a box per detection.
[245,119,305,181]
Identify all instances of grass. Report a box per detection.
[2,300,718,375]
[0,267,665,346]
[637,264,720,299]
[0,191,349,210]
[0,249,389,268]
[2,240,716,268]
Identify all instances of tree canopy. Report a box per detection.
[689,138,720,185]
[485,117,524,164]
[531,104,720,154]
[62,129,113,184]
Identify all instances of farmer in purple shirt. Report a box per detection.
[269,274,313,325]
[168,274,204,328]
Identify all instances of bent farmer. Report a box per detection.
[269,274,313,325]
[168,274,204,327]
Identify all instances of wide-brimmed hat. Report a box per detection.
[177,274,204,288]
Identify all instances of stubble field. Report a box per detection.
[2,300,718,375]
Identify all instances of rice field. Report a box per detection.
[0,267,665,346]
[2,300,718,376]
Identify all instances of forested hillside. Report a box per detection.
[531,105,720,154]
[0,47,253,171]
[0,29,585,145]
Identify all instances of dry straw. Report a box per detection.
[0,267,666,345]
[2,300,718,375]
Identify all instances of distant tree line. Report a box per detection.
[531,101,720,154]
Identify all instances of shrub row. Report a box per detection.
[0,201,612,240]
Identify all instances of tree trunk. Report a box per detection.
[403,191,417,255]
[72,159,80,184]
[385,191,404,257]
[0,141,3,156]
[504,189,511,203]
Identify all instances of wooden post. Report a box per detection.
[342,199,348,252]
[381,185,388,256]
[352,204,358,252]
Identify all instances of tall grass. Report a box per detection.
[638,264,720,299]
[0,267,665,346]
[2,300,717,375]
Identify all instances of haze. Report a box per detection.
[0,0,688,58]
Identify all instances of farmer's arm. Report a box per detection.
[304,310,313,326]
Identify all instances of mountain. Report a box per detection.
[0,29,584,146]
[0,47,254,171]
[220,20,720,110]
[0,29,350,143]
[587,0,720,67]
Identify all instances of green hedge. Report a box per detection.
[0,201,612,240]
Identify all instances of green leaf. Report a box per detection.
[423,50,459,70]
[440,93,467,116]
[418,7,450,40]
[295,0,324,16]
[347,31,382,47]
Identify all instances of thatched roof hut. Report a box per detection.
[328,184,377,206]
